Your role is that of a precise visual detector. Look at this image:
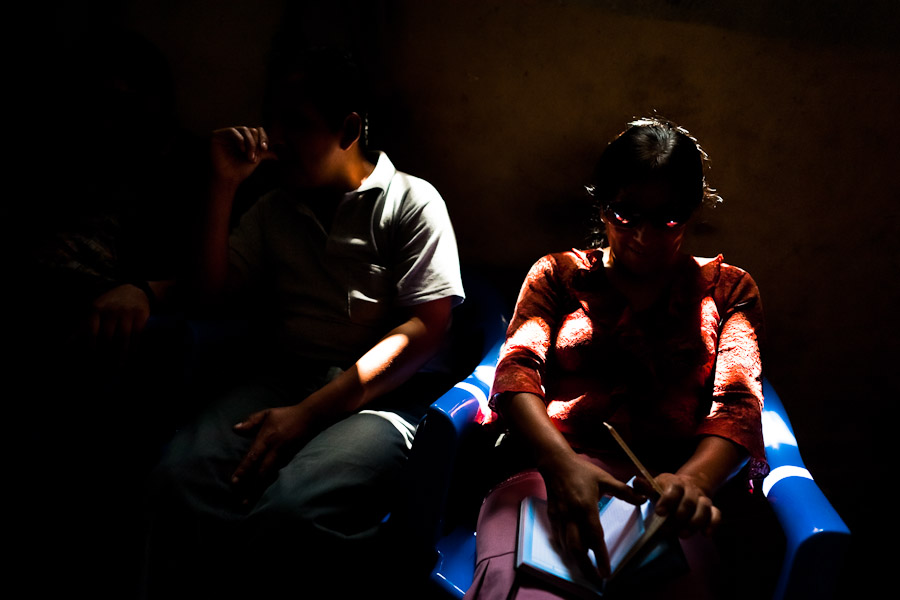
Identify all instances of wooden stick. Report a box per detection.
[603,422,665,496]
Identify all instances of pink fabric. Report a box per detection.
[463,470,549,600]
[464,456,722,600]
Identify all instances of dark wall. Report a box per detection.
[35,0,899,595]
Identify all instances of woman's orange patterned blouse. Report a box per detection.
[490,249,768,477]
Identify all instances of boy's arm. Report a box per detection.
[189,127,275,304]
[230,296,453,496]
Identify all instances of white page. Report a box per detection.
[525,494,650,578]
[599,498,647,572]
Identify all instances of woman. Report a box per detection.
[466,118,768,599]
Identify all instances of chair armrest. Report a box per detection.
[428,339,504,433]
[761,379,850,600]
[390,340,503,574]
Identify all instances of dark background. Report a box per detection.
[20,0,898,597]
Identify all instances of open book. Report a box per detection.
[516,480,679,598]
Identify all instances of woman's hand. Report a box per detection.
[636,472,721,538]
[541,455,646,581]
[496,392,646,580]
[231,403,313,502]
[636,435,745,538]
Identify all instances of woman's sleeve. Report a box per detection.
[489,255,565,409]
[697,268,769,477]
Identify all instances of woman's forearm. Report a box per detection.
[676,435,748,496]
[496,392,578,473]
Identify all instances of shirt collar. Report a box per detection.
[289,152,395,225]
[354,151,395,195]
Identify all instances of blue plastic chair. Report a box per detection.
[759,379,851,600]
[404,351,851,599]
[386,271,509,586]
[395,338,504,597]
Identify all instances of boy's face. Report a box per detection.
[267,84,345,190]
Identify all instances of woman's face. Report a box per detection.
[603,180,692,276]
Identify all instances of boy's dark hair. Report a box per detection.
[263,45,369,145]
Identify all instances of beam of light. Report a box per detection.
[761,409,798,449]
[762,465,813,497]
[473,364,496,386]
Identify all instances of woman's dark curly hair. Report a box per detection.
[585,117,720,248]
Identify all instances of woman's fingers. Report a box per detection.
[603,477,648,506]
[551,507,609,581]
[681,495,713,537]
[654,473,721,537]
[705,505,722,536]
[582,508,611,579]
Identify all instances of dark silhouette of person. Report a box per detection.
[143,46,464,599]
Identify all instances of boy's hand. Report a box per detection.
[210,126,277,187]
